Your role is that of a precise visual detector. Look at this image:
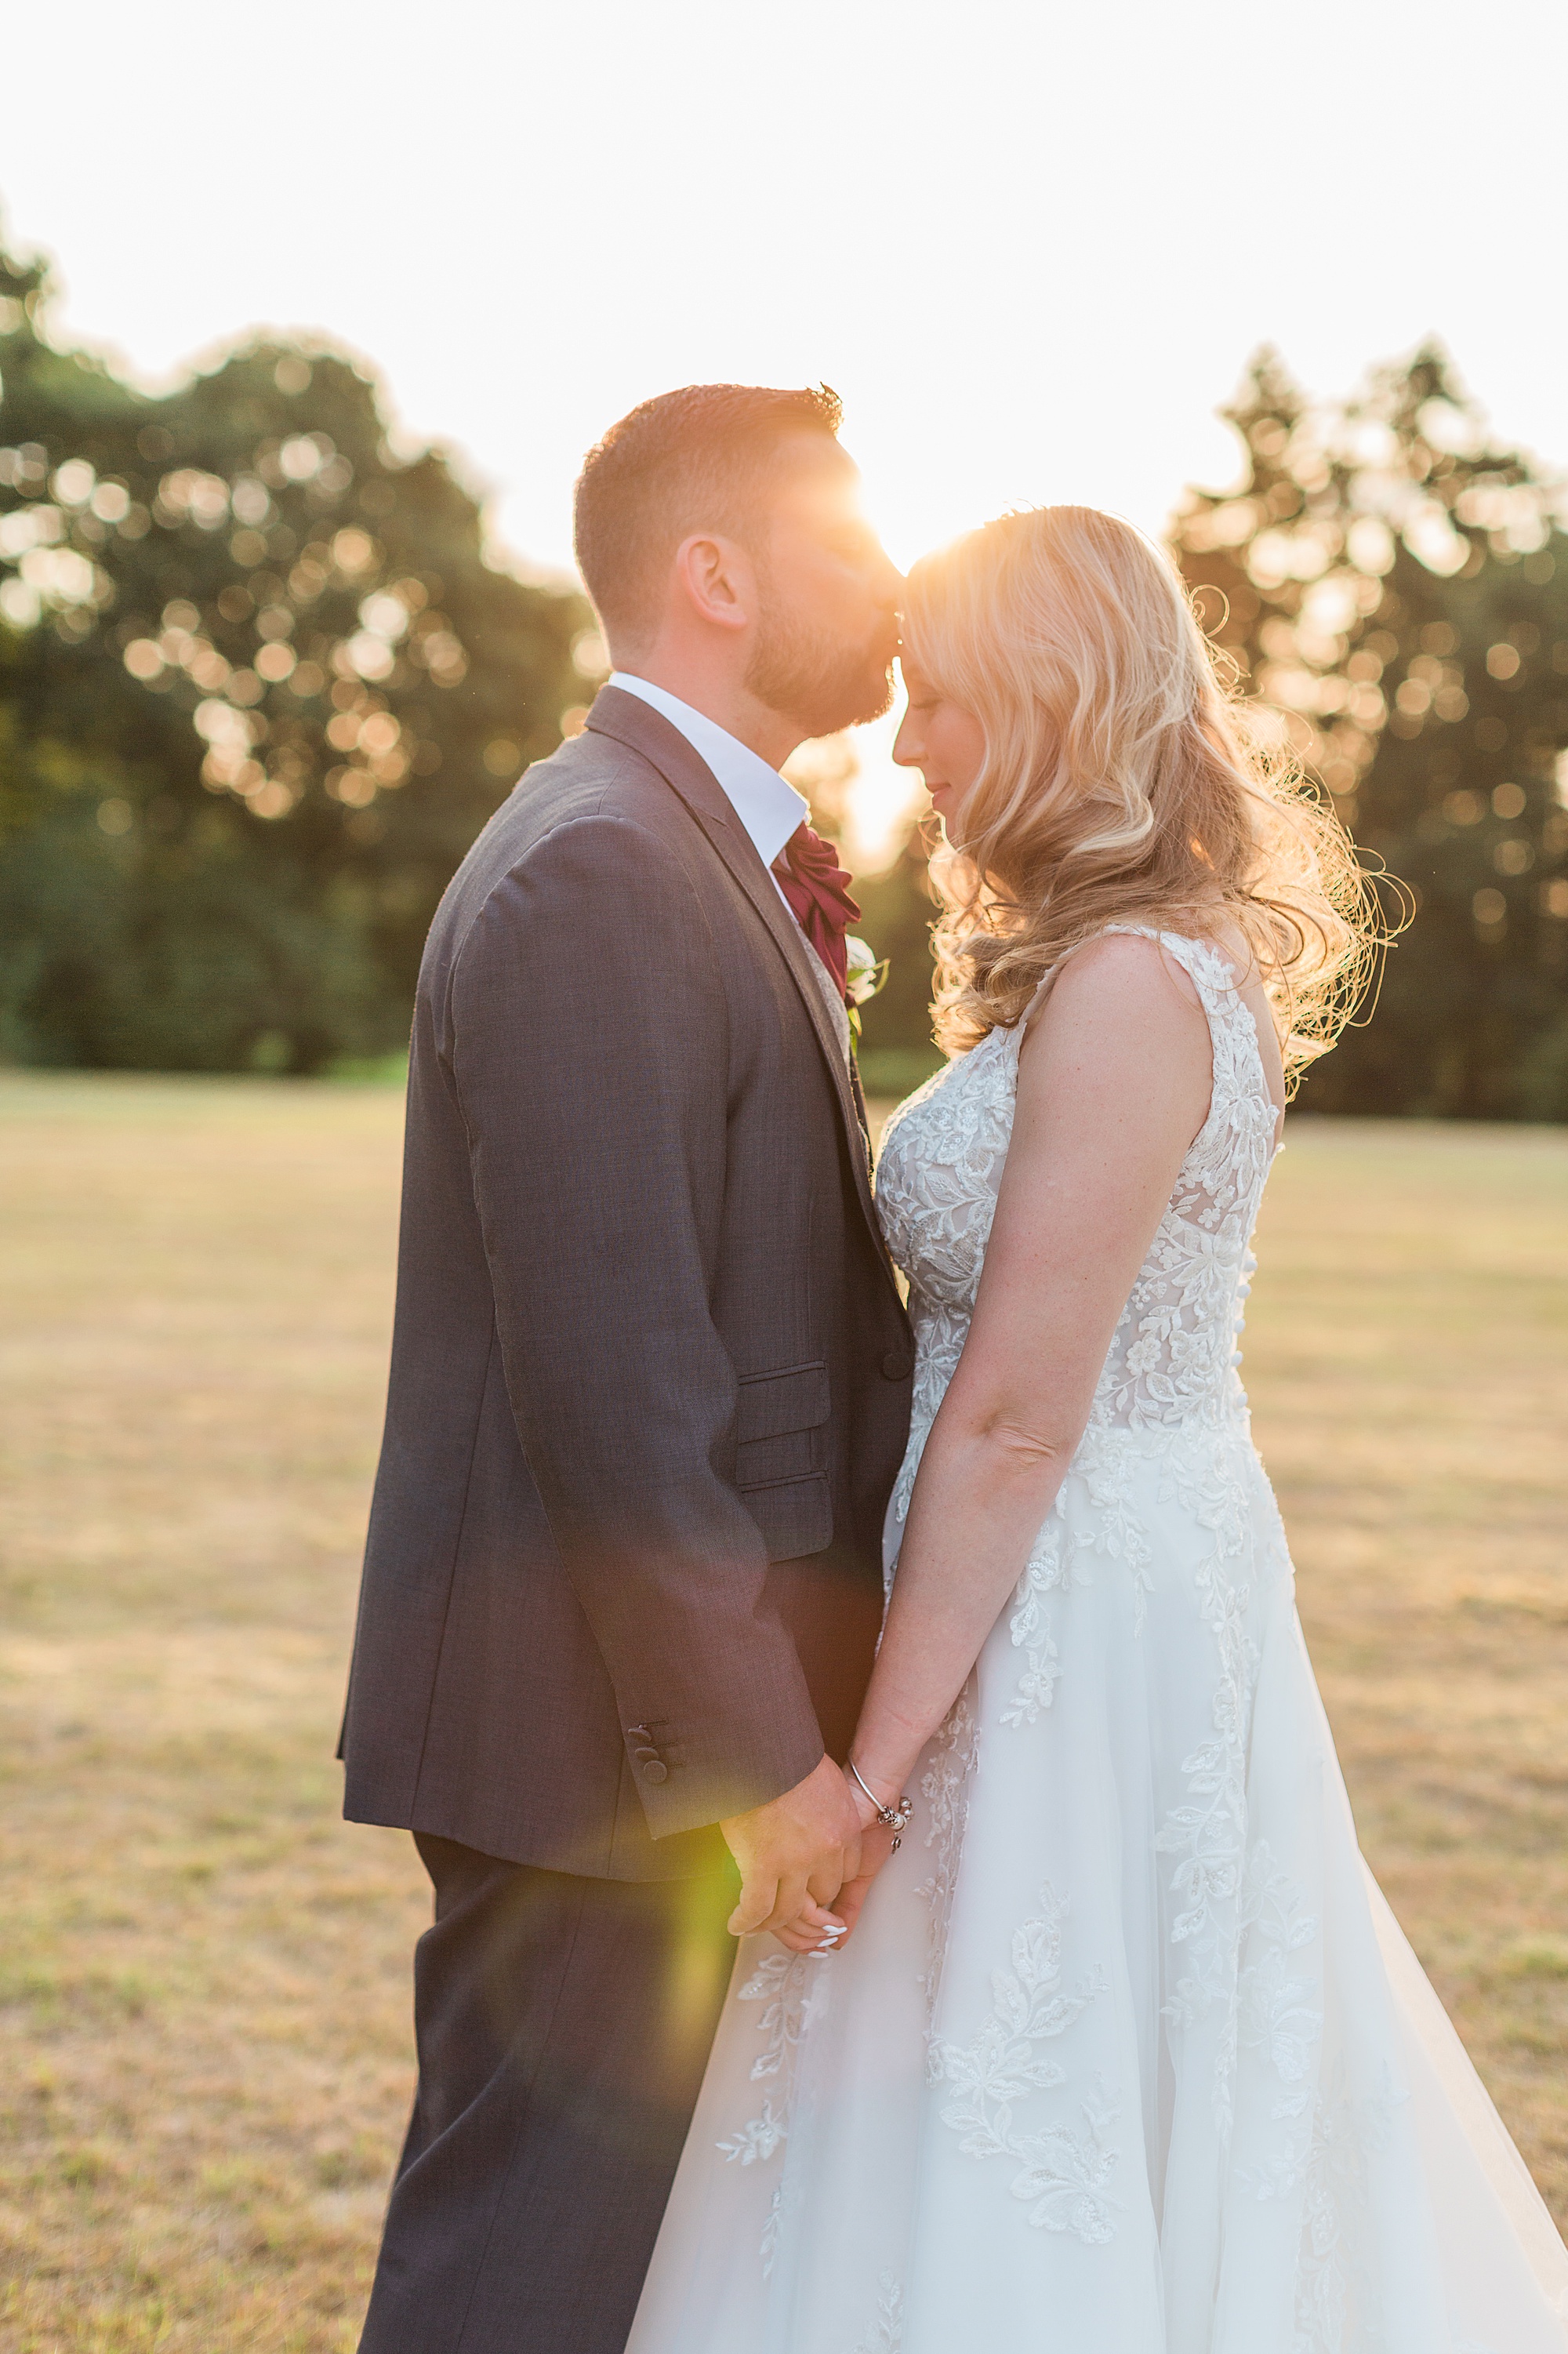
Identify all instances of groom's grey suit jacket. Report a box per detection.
[339,686,915,1880]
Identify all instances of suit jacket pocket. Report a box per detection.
[735,1361,829,1489]
[740,1470,833,1562]
[734,1363,832,1558]
[735,1360,829,1444]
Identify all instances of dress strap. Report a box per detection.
[1017,972,1058,1030]
[1004,927,1254,1077]
[1102,925,1279,1149]
[1102,925,1246,1023]
[1001,939,1094,1059]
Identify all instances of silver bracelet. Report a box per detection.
[848,1756,913,1852]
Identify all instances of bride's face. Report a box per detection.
[892,659,987,835]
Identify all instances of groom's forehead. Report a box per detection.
[769,437,863,525]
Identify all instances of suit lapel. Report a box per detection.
[586,687,886,1260]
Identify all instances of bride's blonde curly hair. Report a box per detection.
[902,506,1379,1088]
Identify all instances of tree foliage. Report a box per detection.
[1171,346,1568,1117]
[848,831,945,1094]
[9,227,1568,1117]
[0,236,590,1071]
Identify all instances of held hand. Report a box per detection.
[813,1818,898,1943]
[721,1753,862,1945]
[771,1761,911,1950]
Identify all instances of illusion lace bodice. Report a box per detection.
[876,930,1281,1519]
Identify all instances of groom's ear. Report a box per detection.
[672,532,756,638]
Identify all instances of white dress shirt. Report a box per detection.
[608,673,851,1060]
[608,674,808,885]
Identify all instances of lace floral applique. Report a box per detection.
[717,1946,832,2269]
[877,1031,1012,1320]
[1087,935,1276,1440]
[930,1884,1119,2243]
[1279,2061,1403,2352]
[1000,1426,1160,1729]
[1011,2076,1123,2243]
[879,1026,1018,1535]
[1000,1629,1059,1729]
[1004,1498,1068,1724]
[1154,1428,1262,2134]
[1008,1497,1067,1647]
[1066,1419,1156,1629]
[716,2094,788,2171]
[714,1946,838,2272]
[915,1681,979,2024]
[1237,1848,1322,2108]
[842,2272,903,2352]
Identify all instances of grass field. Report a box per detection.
[2,1077,1566,2351]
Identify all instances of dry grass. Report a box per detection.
[1243,1117,1568,2224]
[0,1078,1564,2349]
[0,1076,422,2353]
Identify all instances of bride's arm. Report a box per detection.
[845,934,1214,1842]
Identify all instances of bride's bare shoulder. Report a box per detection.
[1028,929,1208,1038]
[1014,932,1211,1132]
[1007,931,1214,1164]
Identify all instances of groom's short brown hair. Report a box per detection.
[573,382,843,652]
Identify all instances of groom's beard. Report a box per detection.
[746,592,898,739]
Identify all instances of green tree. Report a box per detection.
[850,830,943,1095]
[0,234,590,1071]
[1171,345,1568,1117]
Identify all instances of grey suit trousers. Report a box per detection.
[358,1834,738,2354]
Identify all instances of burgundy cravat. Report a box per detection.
[772,823,860,1000]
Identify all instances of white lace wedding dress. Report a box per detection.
[627,931,1568,2354]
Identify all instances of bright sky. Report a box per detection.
[5,0,1566,859]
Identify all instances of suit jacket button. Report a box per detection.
[641,1760,670,1784]
[880,1348,913,1379]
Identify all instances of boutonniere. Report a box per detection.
[844,935,889,1040]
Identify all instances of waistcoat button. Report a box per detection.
[641,1760,670,1785]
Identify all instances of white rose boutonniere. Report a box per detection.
[844,935,888,1040]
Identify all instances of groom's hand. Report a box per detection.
[721,1755,862,1943]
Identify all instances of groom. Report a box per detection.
[339,383,914,2352]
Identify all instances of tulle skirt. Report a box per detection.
[628,1426,1568,2353]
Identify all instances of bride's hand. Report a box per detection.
[769,1891,850,1954]
[768,1766,905,1951]
[822,1818,898,1938]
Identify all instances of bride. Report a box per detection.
[627,507,1568,2352]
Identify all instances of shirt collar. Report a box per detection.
[608,673,808,872]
